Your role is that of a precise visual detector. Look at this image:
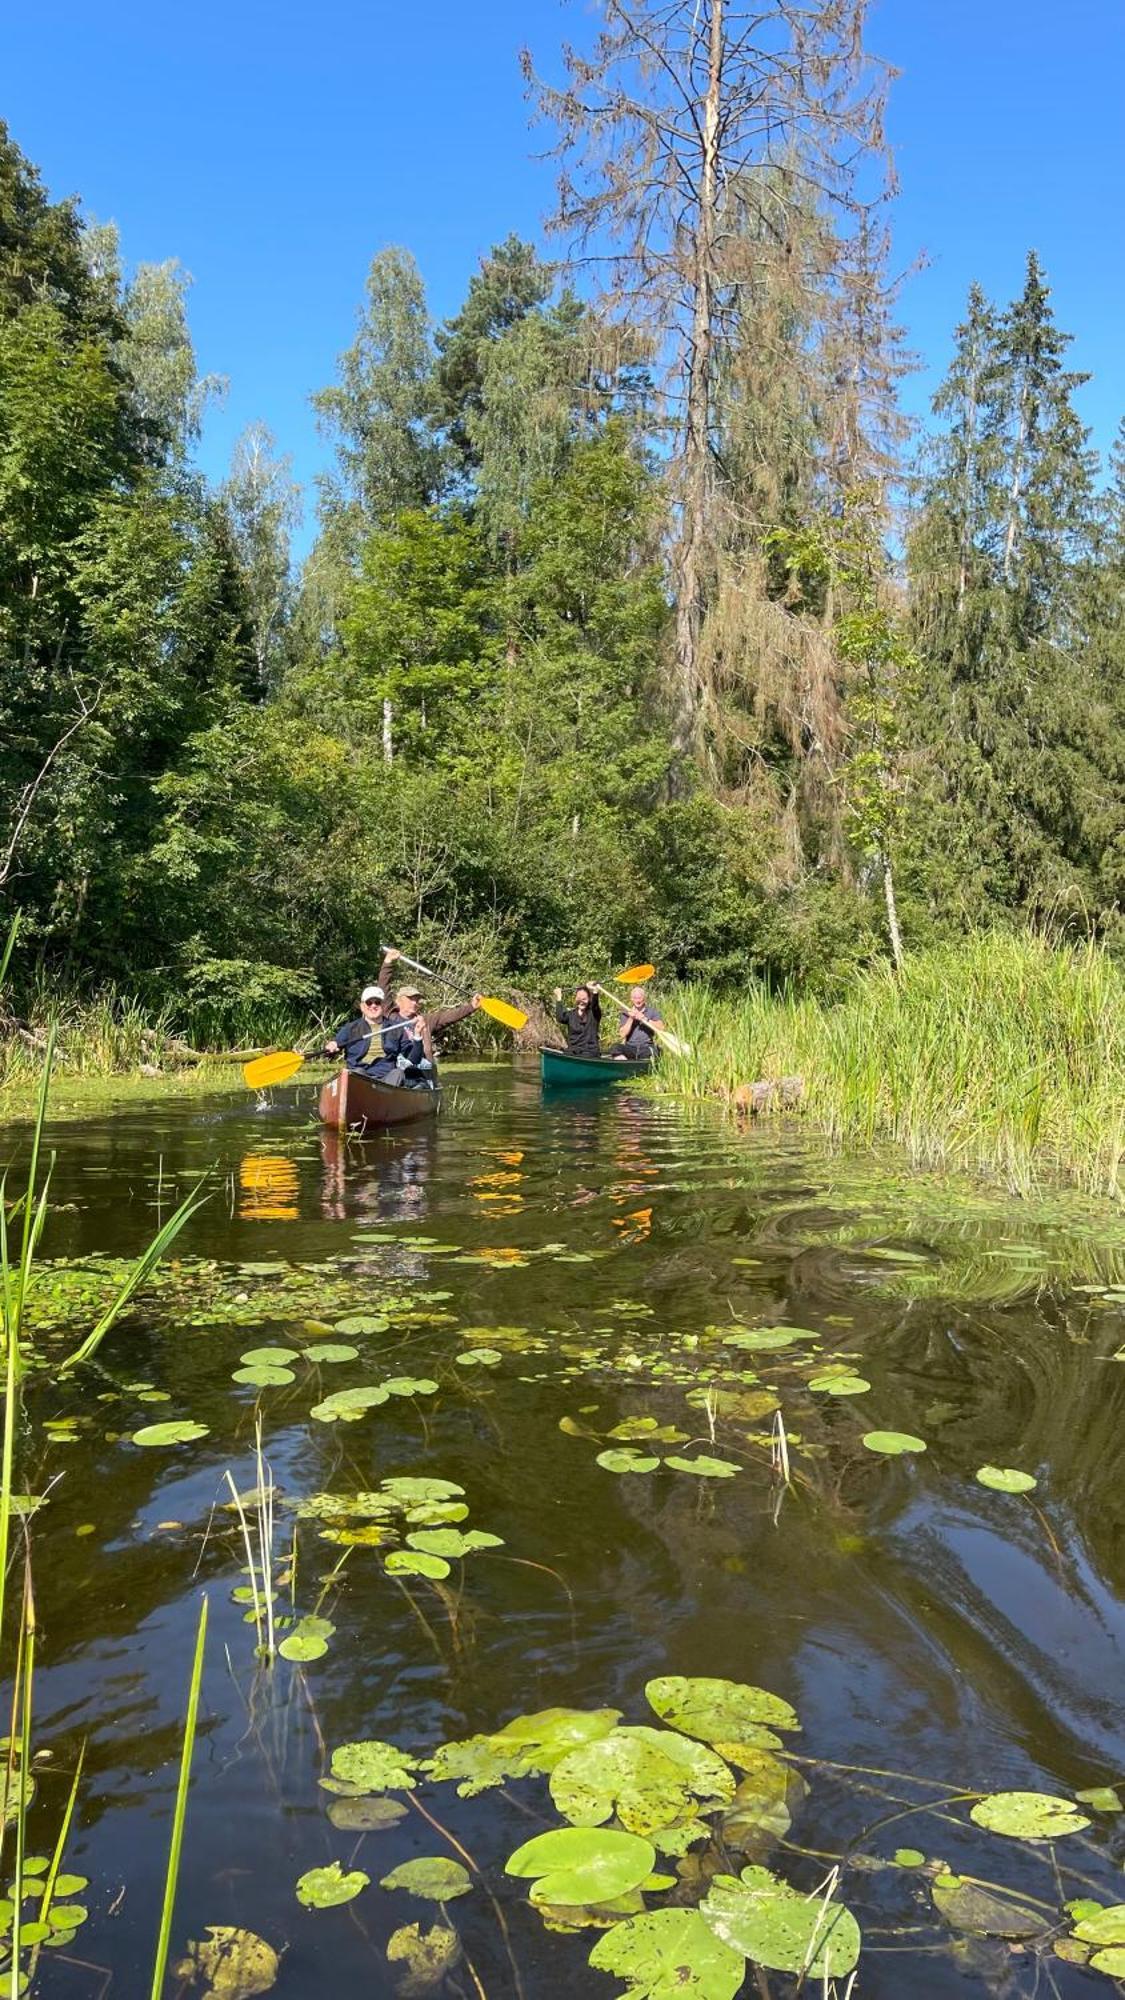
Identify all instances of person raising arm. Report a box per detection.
[553,982,602,1057]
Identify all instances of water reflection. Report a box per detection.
[10,1072,1125,1995]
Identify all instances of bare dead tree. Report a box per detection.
[523,0,896,765]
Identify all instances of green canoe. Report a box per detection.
[540,1047,653,1089]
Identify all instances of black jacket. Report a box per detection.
[555,995,601,1057]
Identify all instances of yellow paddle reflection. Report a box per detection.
[239,1153,299,1222]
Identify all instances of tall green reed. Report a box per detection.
[150,1595,208,2000]
[658,932,1125,1200]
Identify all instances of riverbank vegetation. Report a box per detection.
[660,933,1125,1199]
[4,0,1125,1057]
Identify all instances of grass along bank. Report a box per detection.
[657,933,1125,1201]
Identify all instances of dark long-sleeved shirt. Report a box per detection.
[555,995,601,1057]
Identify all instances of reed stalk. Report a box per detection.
[150,1593,208,2000]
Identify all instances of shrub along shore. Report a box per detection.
[656,933,1125,1202]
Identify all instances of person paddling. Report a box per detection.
[377,985,438,1089]
[553,982,602,1058]
[604,984,664,1062]
[377,947,484,1037]
[324,985,391,1073]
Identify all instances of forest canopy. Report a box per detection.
[2,5,1123,1035]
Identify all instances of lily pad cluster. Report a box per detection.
[297,1476,502,1581]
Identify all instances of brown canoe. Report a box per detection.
[317,1068,441,1132]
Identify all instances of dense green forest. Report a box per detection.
[3,1,1124,1039]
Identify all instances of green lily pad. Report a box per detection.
[975,1466,1037,1494]
[381,1858,472,1902]
[808,1374,870,1396]
[233,1365,296,1388]
[495,1706,623,1774]
[173,1925,280,1996]
[405,1529,503,1558]
[329,1739,419,1792]
[51,1875,88,1898]
[597,1449,661,1475]
[551,1727,734,1836]
[295,1862,368,1909]
[381,1477,464,1504]
[588,1909,744,1998]
[386,1921,461,1993]
[664,1456,740,1478]
[382,1378,440,1398]
[723,1327,811,1351]
[131,1421,210,1447]
[333,1315,390,1334]
[47,1905,88,1929]
[301,1344,358,1364]
[310,1386,390,1423]
[278,1616,333,1663]
[701,1863,860,1977]
[1075,1786,1122,1812]
[970,1791,1090,1839]
[1073,1905,1125,1946]
[1092,1947,1125,1976]
[893,1849,926,1868]
[385,1551,451,1580]
[425,1706,622,1797]
[456,1349,503,1367]
[507,1827,655,1906]
[240,1347,296,1366]
[608,1418,688,1444]
[862,1431,927,1455]
[645,1677,799,1744]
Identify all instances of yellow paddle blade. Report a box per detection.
[615,963,655,984]
[242,1050,306,1089]
[654,1026,690,1058]
[480,996,528,1032]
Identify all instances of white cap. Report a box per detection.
[361,984,385,1003]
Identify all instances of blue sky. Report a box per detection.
[5,0,1123,548]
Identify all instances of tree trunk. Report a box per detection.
[382,697,393,766]
[672,0,723,763]
[957,363,978,616]
[882,850,904,972]
[1003,390,1028,587]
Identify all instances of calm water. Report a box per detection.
[8,1059,1125,1997]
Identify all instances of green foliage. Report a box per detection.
[6,113,1125,1048]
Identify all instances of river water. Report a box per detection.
[8,1060,1125,1997]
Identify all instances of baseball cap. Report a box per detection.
[361,984,385,1003]
[397,983,423,999]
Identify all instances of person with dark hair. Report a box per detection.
[553,982,602,1057]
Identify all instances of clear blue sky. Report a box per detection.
[5,0,1122,549]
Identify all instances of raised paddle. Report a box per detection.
[613,962,656,984]
[379,947,529,1033]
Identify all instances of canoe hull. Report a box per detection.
[540,1047,652,1089]
[318,1068,441,1130]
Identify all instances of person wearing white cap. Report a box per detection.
[323,984,391,1073]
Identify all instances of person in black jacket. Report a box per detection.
[553,983,602,1058]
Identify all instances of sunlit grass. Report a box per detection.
[658,933,1125,1200]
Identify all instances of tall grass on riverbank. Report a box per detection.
[660,934,1125,1199]
[0,987,178,1087]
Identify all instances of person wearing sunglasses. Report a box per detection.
[323,985,391,1072]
